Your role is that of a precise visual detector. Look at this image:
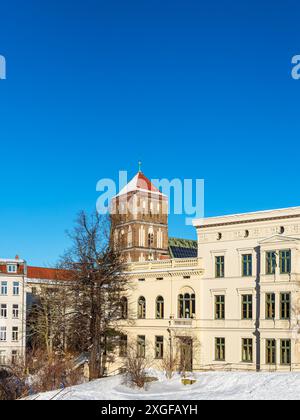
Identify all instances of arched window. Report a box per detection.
[156,296,164,319]
[178,291,196,319]
[138,296,146,319]
[148,227,154,248]
[120,297,128,319]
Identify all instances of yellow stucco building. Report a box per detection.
[111,171,300,372]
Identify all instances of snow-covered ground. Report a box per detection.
[23,371,300,400]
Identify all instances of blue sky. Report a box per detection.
[0,0,300,266]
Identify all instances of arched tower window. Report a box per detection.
[178,289,196,319]
[156,296,164,319]
[148,227,154,248]
[138,296,146,319]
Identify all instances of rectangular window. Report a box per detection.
[242,338,253,362]
[215,295,225,320]
[0,326,7,341]
[266,339,276,365]
[13,282,20,296]
[280,293,291,320]
[119,335,128,357]
[215,256,225,278]
[155,336,164,359]
[11,350,18,365]
[266,293,276,319]
[266,251,276,275]
[215,338,225,361]
[242,295,253,320]
[242,254,252,277]
[0,350,6,365]
[7,264,17,273]
[1,281,7,296]
[12,304,19,319]
[281,340,291,365]
[137,335,146,358]
[12,327,19,342]
[280,250,291,274]
[0,304,7,318]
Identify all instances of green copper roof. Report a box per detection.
[168,237,197,248]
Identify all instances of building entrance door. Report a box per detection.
[179,337,193,372]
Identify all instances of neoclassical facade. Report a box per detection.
[111,173,300,372]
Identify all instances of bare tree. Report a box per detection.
[27,284,73,358]
[59,211,128,380]
[123,343,150,389]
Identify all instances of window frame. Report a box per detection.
[0,281,8,296]
[7,264,17,274]
[12,326,19,342]
[13,282,20,296]
[280,292,291,320]
[119,335,128,357]
[178,293,196,319]
[279,250,291,275]
[215,337,225,361]
[266,251,276,275]
[280,339,291,366]
[0,304,7,319]
[242,338,253,363]
[242,254,253,277]
[155,336,164,359]
[266,339,276,365]
[137,335,146,358]
[265,293,276,320]
[0,326,7,342]
[215,256,225,278]
[137,296,146,319]
[156,296,164,319]
[241,294,253,320]
[215,295,225,320]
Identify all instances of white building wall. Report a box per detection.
[0,259,26,366]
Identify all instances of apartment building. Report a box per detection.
[194,207,300,371]
[0,258,26,366]
[116,205,300,372]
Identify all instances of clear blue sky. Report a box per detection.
[0,0,300,266]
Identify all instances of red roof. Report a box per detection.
[136,172,160,193]
[116,171,165,197]
[27,266,73,281]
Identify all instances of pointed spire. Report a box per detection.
[138,161,142,173]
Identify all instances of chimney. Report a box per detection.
[15,255,19,260]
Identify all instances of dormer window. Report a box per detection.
[7,264,17,274]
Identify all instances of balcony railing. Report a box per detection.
[126,258,202,272]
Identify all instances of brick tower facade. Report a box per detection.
[111,171,169,262]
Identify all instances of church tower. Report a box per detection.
[111,168,169,262]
